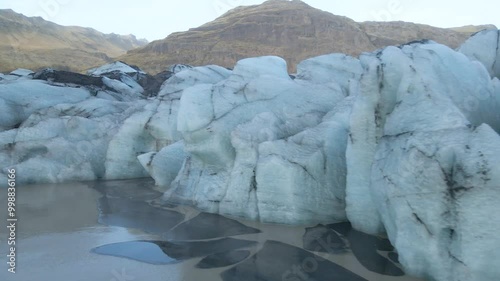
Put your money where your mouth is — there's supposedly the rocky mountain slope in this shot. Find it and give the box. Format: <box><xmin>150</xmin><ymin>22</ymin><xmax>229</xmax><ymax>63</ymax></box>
<box><xmin>120</xmin><ymin>0</ymin><xmax>496</xmax><ymax>74</ymax></box>
<box><xmin>0</xmin><ymin>9</ymin><xmax>148</xmax><ymax>73</ymax></box>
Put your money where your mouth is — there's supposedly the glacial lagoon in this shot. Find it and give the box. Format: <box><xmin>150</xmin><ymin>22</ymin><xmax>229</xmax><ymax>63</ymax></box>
<box><xmin>0</xmin><ymin>179</ymin><xmax>425</xmax><ymax>281</ymax></box>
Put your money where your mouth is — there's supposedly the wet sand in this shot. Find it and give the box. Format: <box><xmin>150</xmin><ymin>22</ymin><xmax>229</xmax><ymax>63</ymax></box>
<box><xmin>0</xmin><ymin>179</ymin><xmax>427</xmax><ymax>281</ymax></box>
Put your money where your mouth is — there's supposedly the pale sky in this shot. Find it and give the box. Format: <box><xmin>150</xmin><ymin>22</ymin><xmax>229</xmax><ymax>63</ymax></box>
<box><xmin>1</xmin><ymin>0</ymin><xmax>498</xmax><ymax>42</ymax></box>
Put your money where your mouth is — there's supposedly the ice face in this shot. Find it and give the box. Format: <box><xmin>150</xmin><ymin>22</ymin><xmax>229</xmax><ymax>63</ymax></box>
<box><xmin>0</xmin><ymin>80</ymin><xmax>91</xmax><ymax>130</ymax></box>
<box><xmin>344</xmin><ymin>38</ymin><xmax>500</xmax><ymax>280</ymax></box>
<box><xmin>459</xmin><ymin>29</ymin><xmax>500</xmax><ymax>79</ymax></box>
<box><xmin>0</xmin><ymin>63</ymin><xmax>167</xmax><ymax>185</ymax></box>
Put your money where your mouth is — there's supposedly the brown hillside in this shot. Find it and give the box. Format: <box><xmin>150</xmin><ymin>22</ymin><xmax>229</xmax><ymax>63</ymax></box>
<box><xmin>120</xmin><ymin>0</ymin><xmax>495</xmax><ymax>74</ymax></box>
<box><xmin>0</xmin><ymin>9</ymin><xmax>148</xmax><ymax>73</ymax></box>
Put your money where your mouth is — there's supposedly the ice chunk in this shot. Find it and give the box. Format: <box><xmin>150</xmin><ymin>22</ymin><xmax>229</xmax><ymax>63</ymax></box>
<box><xmin>9</xmin><ymin>68</ymin><xmax>34</xmax><ymax>77</ymax></box>
<box><xmin>87</xmin><ymin>61</ymin><xmax>145</xmax><ymax>76</ymax></box>
<box><xmin>138</xmin><ymin>142</ymin><xmax>188</xmax><ymax>188</ymax></box>
<box><xmin>104</xmin><ymin>103</ymin><xmax>158</xmax><ymax>180</ymax></box>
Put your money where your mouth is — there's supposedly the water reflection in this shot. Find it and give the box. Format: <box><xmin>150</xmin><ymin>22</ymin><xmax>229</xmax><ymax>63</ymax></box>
<box><xmin>196</xmin><ymin>250</ymin><xmax>251</xmax><ymax>269</ymax></box>
<box><xmin>328</xmin><ymin>222</ymin><xmax>404</xmax><ymax>276</ymax></box>
<box><xmin>90</xmin><ymin>179</ymin><xmax>414</xmax><ymax>280</ymax></box>
<box><xmin>97</xmin><ymin>196</ymin><xmax>184</xmax><ymax>234</ymax></box>
<box><xmin>91</xmin><ymin>178</ymin><xmax>161</xmax><ymax>201</ymax></box>
<box><xmin>221</xmin><ymin>240</ymin><xmax>369</xmax><ymax>281</ymax></box>
<box><xmin>303</xmin><ymin>224</ymin><xmax>348</xmax><ymax>254</ymax></box>
<box><xmin>164</xmin><ymin>212</ymin><xmax>261</xmax><ymax>241</ymax></box>
<box><xmin>92</xmin><ymin>238</ymin><xmax>257</xmax><ymax>265</ymax></box>
<box><xmin>0</xmin><ymin>182</ymin><xmax>101</xmax><ymax>238</ymax></box>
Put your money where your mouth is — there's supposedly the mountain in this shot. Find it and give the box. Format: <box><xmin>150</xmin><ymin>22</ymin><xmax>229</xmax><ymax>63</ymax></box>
<box><xmin>0</xmin><ymin>9</ymin><xmax>148</xmax><ymax>73</ymax></box>
<box><xmin>120</xmin><ymin>0</ymin><xmax>496</xmax><ymax>74</ymax></box>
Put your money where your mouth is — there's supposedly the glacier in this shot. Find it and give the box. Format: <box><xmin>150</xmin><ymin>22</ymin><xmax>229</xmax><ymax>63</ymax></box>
<box><xmin>1</xmin><ymin>30</ymin><xmax>500</xmax><ymax>281</ymax></box>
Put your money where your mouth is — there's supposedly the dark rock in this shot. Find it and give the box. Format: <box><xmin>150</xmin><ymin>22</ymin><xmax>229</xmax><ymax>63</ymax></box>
<box><xmin>100</xmin><ymin>69</ymin><xmax>173</xmax><ymax>97</ymax></box>
<box><xmin>196</xmin><ymin>250</ymin><xmax>251</xmax><ymax>269</ymax></box>
<box><xmin>327</xmin><ymin>222</ymin><xmax>405</xmax><ymax>276</ymax></box>
<box><xmin>221</xmin><ymin>240</ymin><xmax>368</xmax><ymax>281</ymax></box>
<box><xmin>399</xmin><ymin>39</ymin><xmax>432</xmax><ymax>48</ymax></box>
<box><xmin>97</xmin><ymin>196</ymin><xmax>184</xmax><ymax>234</ymax></box>
<box><xmin>33</xmin><ymin>68</ymin><xmax>104</xmax><ymax>87</ymax></box>
<box><xmin>153</xmin><ymin>70</ymin><xmax>174</xmax><ymax>82</ymax></box>
<box><xmin>92</xmin><ymin>238</ymin><xmax>257</xmax><ymax>265</ymax></box>
<box><xmin>33</xmin><ymin>62</ymin><xmax>167</xmax><ymax>97</ymax></box>
<box><xmin>303</xmin><ymin>224</ymin><xmax>347</xmax><ymax>254</ymax></box>
<box><xmin>164</xmin><ymin>212</ymin><xmax>261</xmax><ymax>241</ymax></box>
<box><xmin>137</xmin><ymin>71</ymin><xmax>172</xmax><ymax>97</ymax></box>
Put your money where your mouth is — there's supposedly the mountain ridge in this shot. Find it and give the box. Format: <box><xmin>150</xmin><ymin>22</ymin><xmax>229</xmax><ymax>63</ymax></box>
<box><xmin>120</xmin><ymin>0</ymin><xmax>496</xmax><ymax>74</ymax></box>
<box><xmin>0</xmin><ymin>2</ymin><xmax>496</xmax><ymax>74</ymax></box>
<box><xmin>0</xmin><ymin>9</ymin><xmax>148</xmax><ymax>73</ymax></box>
